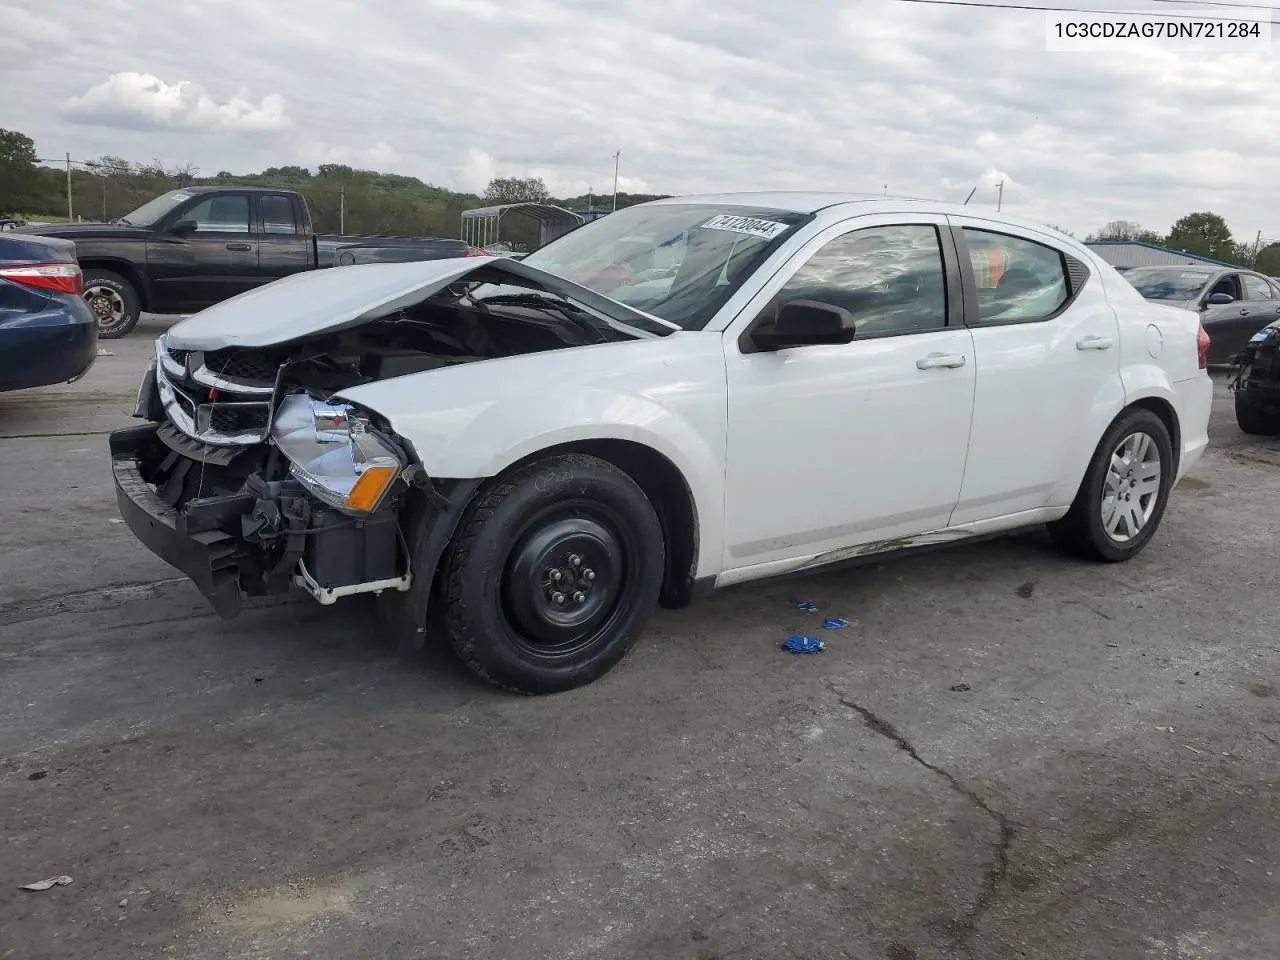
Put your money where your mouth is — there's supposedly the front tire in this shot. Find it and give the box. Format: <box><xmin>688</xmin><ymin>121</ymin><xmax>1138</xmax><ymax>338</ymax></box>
<box><xmin>82</xmin><ymin>269</ymin><xmax>140</xmax><ymax>339</ymax></box>
<box><xmin>441</xmin><ymin>453</ymin><xmax>665</xmax><ymax>694</ymax></box>
<box><xmin>1234</xmin><ymin>388</ymin><xmax>1280</xmax><ymax>436</ymax></box>
<box><xmin>1048</xmin><ymin>408</ymin><xmax>1174</xmax><ymax>562</ymax></box>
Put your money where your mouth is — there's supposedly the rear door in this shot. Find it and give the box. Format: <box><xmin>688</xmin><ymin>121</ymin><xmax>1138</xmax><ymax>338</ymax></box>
<box><xmin>945</xmin><ymin>218</ymin><xmax>1121</xmax><ymax>525</ymax></box>
<box><xmin>255</xmin><ymin>193</ymin><xmax>313</xmax><ymax>284</ymax></box>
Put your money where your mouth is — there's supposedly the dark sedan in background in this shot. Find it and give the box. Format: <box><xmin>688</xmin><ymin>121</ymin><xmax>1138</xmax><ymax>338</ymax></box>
<box><xmin>1122</xmin><ymin>264</ymin><xmax>1280</xmax><ymax>363</ymax></box>
<box><xmin>0</xmin><ymin>233</ymin><xmax>97</xmax><ymax>393</ymax></box>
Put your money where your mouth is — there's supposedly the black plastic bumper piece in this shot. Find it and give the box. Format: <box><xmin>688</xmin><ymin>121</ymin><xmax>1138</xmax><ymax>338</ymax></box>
<box><xmin>109</xmin><ymin>423</ymin><xmax>245</xmax><ymax>619</ymax></box>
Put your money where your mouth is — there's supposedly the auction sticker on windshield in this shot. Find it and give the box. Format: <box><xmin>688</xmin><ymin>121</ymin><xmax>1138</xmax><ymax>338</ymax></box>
<box><xmin>698</xmin><ymin>214</ymin><xmax>790</xmax><ymax>240</ymax></box>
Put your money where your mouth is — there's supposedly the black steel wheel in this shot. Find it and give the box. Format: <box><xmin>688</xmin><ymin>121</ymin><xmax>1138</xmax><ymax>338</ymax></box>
<box><xmin>442</xmin><ymin>453</ymin><xmax>664</xmax><ymax>693</ymax></box>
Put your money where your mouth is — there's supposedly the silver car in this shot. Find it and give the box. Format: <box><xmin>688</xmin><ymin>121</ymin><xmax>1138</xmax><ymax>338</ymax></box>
<box><xmin>1123</xmin><ymin>264</ymin><xmax>1280</xmax><ymax>362</ymax></box>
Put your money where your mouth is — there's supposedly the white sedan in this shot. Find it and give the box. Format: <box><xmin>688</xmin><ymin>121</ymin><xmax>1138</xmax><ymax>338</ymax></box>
<box><xmin>109</xmin><ymin>193</ymin><xmax>1214</xmax><ymax>693</ymax></box>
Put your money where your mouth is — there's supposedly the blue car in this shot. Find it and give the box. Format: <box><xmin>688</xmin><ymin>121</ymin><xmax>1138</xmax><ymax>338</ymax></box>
<box><xmin>0</xmin><ymin>233</ymin><xmax>98</xmax><ymax>393</ymax></box>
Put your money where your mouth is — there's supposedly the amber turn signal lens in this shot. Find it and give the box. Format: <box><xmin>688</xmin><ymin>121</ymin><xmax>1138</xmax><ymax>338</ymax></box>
<box><xmin>344</xmin><ymin>464</ymin><xmax>398</xmax><ymax>512</ymax></box>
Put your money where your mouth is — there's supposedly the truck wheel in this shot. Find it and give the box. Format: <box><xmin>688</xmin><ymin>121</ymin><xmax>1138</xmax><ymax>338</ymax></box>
<box><xmin>1234</xmin><ymin>389</ymin><xmax>1280</xmax><ymax>436</ymax></box>
<box><xmin>441</xmin><ymin>453</ymin><xmax>664</xmax><ymax>694</ymax></box>
<box><xmin>82</xmin><ymin>269</ymin><xmax>140</xmax><ymax>339</ymax></box>
<box><xmin>1047</xmin><ymin>407</ymin><xmax>1174</xmax><ymax>563</ymax></box>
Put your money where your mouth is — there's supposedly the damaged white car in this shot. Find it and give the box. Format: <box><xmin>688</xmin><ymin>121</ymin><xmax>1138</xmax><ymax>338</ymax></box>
<box><xmin>111</xmin><ymin>193</ymin><xmax>1213</xmax><ymax>693</ymax></box>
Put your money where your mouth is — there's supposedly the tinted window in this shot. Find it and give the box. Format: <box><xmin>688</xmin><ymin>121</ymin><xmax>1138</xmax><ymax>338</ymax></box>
<box><xmin>1243</xmin><ymin>274</ymin><xmax>1274</xmax><ymax>300</ymax></box>
<box><xmin>181</xmin><ymin>195</ymin><xmax>250</xmax><ymax>232</ymax></box>
<box><xmin>261</xmin><ymin>195</ymin><xmax>298</xmax><ymax>235</ymax></box>
<box><xmin>963</xmin><ymin>228</ymin><xmax>1069</xmax><ymax>323</ymax></box>
<box><xmin>771</xmin><ymin>224</ymin><xmax>948</xmax><ymax>337</ymax></box>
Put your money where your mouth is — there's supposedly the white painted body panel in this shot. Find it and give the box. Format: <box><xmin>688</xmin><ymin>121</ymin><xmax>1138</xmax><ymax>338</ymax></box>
<box><xmin>337</xmin><ymin>334</ymin><xmax>732</xmax><ymax>581</ymax></box>
<box><xmin>159</xmin><ymin>193</ymin><xmax>1215</xmax><ymax>593</ymax></box>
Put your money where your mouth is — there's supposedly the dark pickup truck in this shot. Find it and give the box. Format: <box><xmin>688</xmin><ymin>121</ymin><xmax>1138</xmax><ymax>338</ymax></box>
<box><xmin>18</xmin><ymin>186</ymin><xmax>487</xmax><ymax>338</ymax></box>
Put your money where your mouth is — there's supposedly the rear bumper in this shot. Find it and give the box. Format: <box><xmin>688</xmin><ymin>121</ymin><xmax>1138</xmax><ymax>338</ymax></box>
<box><xmin>1173</xmin><ymin>373</ymin><xmax>1213</xmax><ymax>480</ymax></box>
<box><xmin>0</xmin><ymin>300</ymin><xmax>98</xmax><ymax>393</ymax></box>
<box><xmin>109</xmin><ymin>424</ymin><xmax>247</xmax><ymax>618</ymax></box>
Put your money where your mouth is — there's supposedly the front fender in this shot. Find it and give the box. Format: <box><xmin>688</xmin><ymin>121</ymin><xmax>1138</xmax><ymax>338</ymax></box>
<box><xmin>336</xmin><ymin>336</ymin><xmax>730</xmax><ymax>579</ymax></box>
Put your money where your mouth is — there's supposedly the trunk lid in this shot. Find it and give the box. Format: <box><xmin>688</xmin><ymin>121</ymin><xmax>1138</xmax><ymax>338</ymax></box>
<box><xmin>163</xmin><ymin>256</ymin><xmax>678</xmax><ymax>352</ymax></box>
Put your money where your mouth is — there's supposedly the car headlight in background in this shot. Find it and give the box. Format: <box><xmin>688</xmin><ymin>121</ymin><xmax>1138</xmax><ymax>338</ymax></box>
<box><xmin>270</xmin><ymin>394</ymin><xmax>405</xmax><ymax>514</ymax></box>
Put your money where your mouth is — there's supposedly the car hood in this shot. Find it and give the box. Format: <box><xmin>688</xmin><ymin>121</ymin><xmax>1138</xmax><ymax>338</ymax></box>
<box><xmin>163</xmin><ymin>256</ymin><xmax>679</xmax><ymax>352</ymax></box>
<box><xmin>11</xmin><ymin>222</ymin><xmax>151</xmax><ymax>241</ymax></box>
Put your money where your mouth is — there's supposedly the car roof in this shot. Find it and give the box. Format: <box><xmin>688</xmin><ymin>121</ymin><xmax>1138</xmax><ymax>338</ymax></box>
<box><xmin>648</xmin><ymin>191</ymin><xmax>1079</xmax><ymax>236</ymax></box>
<box><xmin>176</xmin><ymin>185</ymin><xmax>293</xmax><ymax>195</ymax></box>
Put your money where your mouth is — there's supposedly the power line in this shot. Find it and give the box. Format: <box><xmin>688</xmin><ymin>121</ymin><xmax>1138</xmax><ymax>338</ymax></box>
<box><xmin>1149</xmin><ymin>0</ymin><xmax>1278</xmax><ymax>11</ymax></box>
<box><xmin>892</xmin><ymin>0</ymin><xmax>1280</xmax><ymax>23</ymax></box>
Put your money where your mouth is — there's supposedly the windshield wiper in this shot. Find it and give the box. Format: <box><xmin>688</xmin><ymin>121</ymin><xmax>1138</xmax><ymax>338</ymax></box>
<box><xmin>115</xmin><ymin>218</ymin><xmax>133</xmax><ymax>226</ymax></box>
<box><xmin>472</xmin><ymin>291</ymin><xmax>610</xmax><ymax>344</ymax></box>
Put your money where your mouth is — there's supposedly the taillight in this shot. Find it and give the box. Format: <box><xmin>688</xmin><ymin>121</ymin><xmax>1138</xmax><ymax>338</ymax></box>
<box><xmin>0</xmin><ymin>262</ymin><xmax>83</xmax><ymax>295</ymax></box>
<box><xmin>463</xmin><ymin>245</ymin><xmax>491</xmax><ymax>257</ymax></box>
<box><xmin>1197</xmin><ymin>324</ymin><xmax>1210</xmax><ymax>369</ymax></box>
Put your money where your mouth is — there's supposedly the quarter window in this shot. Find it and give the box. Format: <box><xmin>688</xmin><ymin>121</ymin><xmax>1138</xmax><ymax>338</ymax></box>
<box><xmin>261</xmin><ymin>195</ymin><xmax>298</xmax><ymax>235</ymax></box>
<box><xmin>771</xmin><ymin>224</ymin><xmax>948</xmax><ymax>338</ymax></box>
<box><xmin>963</xmin><ymin>228</ymin><xmax>1069</xmax><ymax>323</ymax></box>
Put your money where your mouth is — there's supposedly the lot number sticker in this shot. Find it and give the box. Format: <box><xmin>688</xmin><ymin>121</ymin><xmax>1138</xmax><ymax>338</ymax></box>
<box><xmin>699</xmin><ymin>214</ymin><xmax>790</xmax><ymax>240</ymax></box>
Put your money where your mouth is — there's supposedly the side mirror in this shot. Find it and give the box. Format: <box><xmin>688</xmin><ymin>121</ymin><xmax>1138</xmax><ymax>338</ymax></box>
<box><xmin>1205</xmin><ymin>292</ymin><xmax>1234</xmax><ymax>306</ymax></box>
<box><xmin>170</xmin><ymin>219</ymin><xmax>198</xmax><ymax>236</ymax></box>
<box><xmin>750</xmin><ymin>299</ymin><xmax>856</xmax><ymax>351</ymax></box>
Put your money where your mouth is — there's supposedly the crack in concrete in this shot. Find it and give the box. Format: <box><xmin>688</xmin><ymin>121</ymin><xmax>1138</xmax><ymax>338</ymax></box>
<box><xmin>828</xmin><ymin>681</ymin><xmax>1013</xmax><ymax>957</ymax></box>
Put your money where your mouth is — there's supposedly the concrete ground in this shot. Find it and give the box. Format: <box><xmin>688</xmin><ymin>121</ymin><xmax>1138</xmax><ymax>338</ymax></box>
<box><xmin>1</xmin><ymin>318</ymin><xmax>1277</xmax><ymax>960</ymax></box>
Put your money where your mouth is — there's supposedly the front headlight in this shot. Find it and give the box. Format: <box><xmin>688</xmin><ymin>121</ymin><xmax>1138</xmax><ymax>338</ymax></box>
<box><xmin>270</xmin><ymin>394</ymin><xmax>405</xmax><ymax>514</ymax></box>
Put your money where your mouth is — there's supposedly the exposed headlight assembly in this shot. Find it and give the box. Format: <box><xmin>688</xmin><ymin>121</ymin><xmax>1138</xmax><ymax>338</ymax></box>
<box><xmin>270</xmin><ymin>394</ymin><xmax>406</xmax><ymax>514</ymax></box>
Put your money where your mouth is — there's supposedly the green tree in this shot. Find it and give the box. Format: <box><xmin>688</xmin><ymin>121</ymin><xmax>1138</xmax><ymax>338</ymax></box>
<box><xmin>0</xmin><ymin>127</ymin><xmax>52</xmax><ymax>216</ymax></box>
<box><xmin>483</xmin><ymin>176</ymin><xmax>550</xmax><ymax>204</ymax></box>
<box><xmin>1253</xmin><ymin>243</ymin><xmax>1280</xmax><ymax>276</ymax></box>
<box><xmin>1166</xmin><ymin>211</ymin><xmax>1235</xmax><ymax>260</ymax></box>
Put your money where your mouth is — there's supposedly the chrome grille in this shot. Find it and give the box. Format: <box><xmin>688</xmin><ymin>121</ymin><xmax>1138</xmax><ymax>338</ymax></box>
<box><xmin>155</xmin><ymin>339</ymin><xmax>275</xmax><ymax>447</ymax></box>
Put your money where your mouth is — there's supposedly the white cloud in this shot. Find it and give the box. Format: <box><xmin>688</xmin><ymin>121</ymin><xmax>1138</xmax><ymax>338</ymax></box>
<box><xmin>61</xmin><ymin>72</ymin><xmax>292</xmax><ymax>133</ymax></box>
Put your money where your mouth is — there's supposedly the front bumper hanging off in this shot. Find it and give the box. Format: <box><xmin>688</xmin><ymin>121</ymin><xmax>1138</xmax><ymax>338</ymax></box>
<box><xmin>110</xmin><ymin>423</ymin><xmax>249</xmax><ymax>618</ymax></box>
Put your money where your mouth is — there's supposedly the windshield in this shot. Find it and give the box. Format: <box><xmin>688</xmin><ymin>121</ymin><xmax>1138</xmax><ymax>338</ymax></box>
<box><xmin>520</xmin><ymin>203</ymin><xmax>812</xmax><ymax>330</ymax></box>
<box><xmin>118</xmin><ymin>189</ymin><xmax>196</xmax><ymax>227</ymax></box>
<box><xmin>1124</xmin><ymin>267</ymin><xmax>1212</xmax><ymax>301</ymax></box>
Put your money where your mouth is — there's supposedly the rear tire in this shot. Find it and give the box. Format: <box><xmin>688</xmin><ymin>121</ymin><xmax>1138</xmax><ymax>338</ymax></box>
<box><xmin>1047</xmin><ymin>408</ymin><xmax>1174</xmax><ymax>562</ymax></box>
<box><xmin>1234</xmin><ymin>389</ymin><xmax>1280</xmax><ymax>436</ymax></box>
<box><xmin>82</xmin><ymin>269</ymin><xmax>140</xmax><ymax>339</ymax></box>
<box><xmin>441</xmin><ymin>453</ymin><xmax>664</xmax><ymax>694</ymax></box>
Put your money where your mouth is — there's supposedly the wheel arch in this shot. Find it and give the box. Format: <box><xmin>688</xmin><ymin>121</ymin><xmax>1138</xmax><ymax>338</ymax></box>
<box><xmin>495</xmin><ymin>438</ymin><xmax>703</xmax><ymax>609</ymax></box>
<box><xmin>79</xmin><ymin>258</ymin><xmax>150</xmax><ymax>311</ymax></box>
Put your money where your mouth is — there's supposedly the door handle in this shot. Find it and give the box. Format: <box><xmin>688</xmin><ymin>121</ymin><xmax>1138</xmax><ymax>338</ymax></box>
<box><xmin>1076</xmin><ymin>336</ymin><xmax>1113</xmax><ymax>351</ymax></box>
<box><xmin>226</xmin><ymin>242</ymin><xmax>252</xmax><ymax>251</ymax></box>
<box><xmin>916</xmin><ymin>352</ymin><xmax>966</xmax><ymax>369</ymax></box>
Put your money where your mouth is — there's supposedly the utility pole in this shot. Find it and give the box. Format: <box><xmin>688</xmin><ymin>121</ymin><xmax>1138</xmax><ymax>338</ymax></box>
<box><xmin>66</xmin><ymin>153</ymin><xmax>73</xmax><ymax>222</ymax></box>
<box><xmin>997</xmin><ymin>180</ymin><xmax>1004</xmax><ymax>212</ymax></box>
<box><xmin>340</xmin><ymin>185</ymin><xmax>345</xmax><ymax>234</ymax></box>
<box><xmin>612</xmin><ymin>150</ymin><xmax>620</xmax><ymax>212</ymax></box>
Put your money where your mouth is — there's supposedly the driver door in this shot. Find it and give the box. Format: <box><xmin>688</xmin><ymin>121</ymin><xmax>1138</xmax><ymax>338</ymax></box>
<box><xmin>147</xmin><ymin>192</ymin><xmax>259</xmax><ymax>311</ymax></box>
<box><xmin>720</xmin><ymin>216</ymin><xmax>976</xmax><ymax>575</ymax></box>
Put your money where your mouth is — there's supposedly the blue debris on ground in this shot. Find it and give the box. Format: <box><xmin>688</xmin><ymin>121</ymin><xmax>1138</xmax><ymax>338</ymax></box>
<box><xmin>781</xmin><ymin>635</ymin><xmax>825</xmax><ymax>655</ymax></box>
<box><xmin>821</xmin><ymin>618</ymin><xmax>850</xmax><ymax>630</ymax></box>
<box><xmin>790</xmin><ymin>600</ymin><xmax>820</xmax><ymax>613</ymax></box>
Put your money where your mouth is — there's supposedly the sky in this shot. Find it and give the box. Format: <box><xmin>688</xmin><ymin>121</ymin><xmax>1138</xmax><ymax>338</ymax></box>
<box><xmin>3</xmin><ymin>0</ymin><xmax>1279</xmax><ymax>240</ymax></box>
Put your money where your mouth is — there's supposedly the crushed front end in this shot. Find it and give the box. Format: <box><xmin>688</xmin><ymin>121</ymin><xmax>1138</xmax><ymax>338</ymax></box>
<box><xmin>110</xmin><ymin>339</ymin><xmax>415</xmax><ymax>618</ymax></box>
